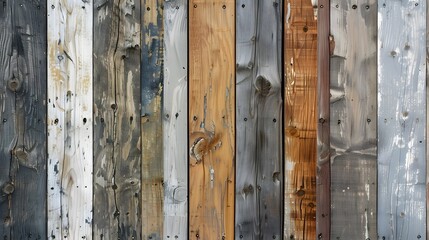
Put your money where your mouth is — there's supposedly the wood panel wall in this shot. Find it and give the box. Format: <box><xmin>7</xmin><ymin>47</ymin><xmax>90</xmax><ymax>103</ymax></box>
<box><xmin>0</xmin><ymin>1</ymin><xmax>47</xmax><ymax>239</ymax></box>
<box><xmin>330</xmin><ymin>1</ymin><xmax>377</xmax><ymax>239</ymax></box>
<box><xmin>284</xmin><ymin>0</ymin><xmax>317</xmax><ymax>239</ymax></box>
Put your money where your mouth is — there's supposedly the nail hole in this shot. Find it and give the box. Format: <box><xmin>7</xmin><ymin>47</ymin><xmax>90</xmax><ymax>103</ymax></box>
<box><xmin>241</xmin><ymin>4</ymin><xmax>245</xmax><ymax>8</ymax></box>
<box><xmin>352</xmin><ymin>4</ymin><xmax>357</xmax><ymax>9</ymax></box>
<box><xmin>222</xmin><ymin>5</ymin><xmax>226</xmax><ymax>9</ymax></box>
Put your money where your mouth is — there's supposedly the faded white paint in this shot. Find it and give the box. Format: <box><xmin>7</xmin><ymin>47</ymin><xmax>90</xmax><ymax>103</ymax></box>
<box><xmin>163</xmin><ymin>0</ymin><xmax>188</xmax><ymax>239</ymax></box>
<box><xmin>378</xmin><ymin>0</ymin><xmax>426</xmax><ymax>239</ymax></box>
<box><xmin>47</xmin><ymin>0</ymin><xmax>93</xmax><ymax>239</ymax></box>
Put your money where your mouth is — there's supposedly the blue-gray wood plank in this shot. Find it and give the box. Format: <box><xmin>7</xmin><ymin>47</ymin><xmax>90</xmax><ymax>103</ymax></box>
<box><xmin>0</xmin><ymin>1</ymin><xmax>47</xmax><ymax>239</ymax></box>
<box><xmin>378</xmin><ymin>0</ymin><xmax>427</xmax><ymax>239</ymax></box>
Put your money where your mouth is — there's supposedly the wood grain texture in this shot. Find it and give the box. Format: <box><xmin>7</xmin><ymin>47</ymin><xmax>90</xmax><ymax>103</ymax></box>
<box><xmin>235</xmin><ymin>0</ymin><xmax>283</xmax><ymax>239</ymax></box>
<box><xmin>141</xmin><ymin>0</ymin><xmax>164</xmax><ymax>239</ymax></box>
<box><xmin>93</xmin><ymin>0</ymin><xmax>141</xmax><ymax>239</ymax></box>
<box><xmin>378</xmin><ymin>0</ymin><xmax>427</xmax><ymax>239</ymax></box>
<box><xmin>164</xmin><ymin>0</ymin><xmax>188</xmax><ymax>239</ymax></box>
<box><xmin>330</xmin><ymin>1</ymin><xmax>377</xmax><ymax>239</ymax></box>
<box><xmin>0</xmin><ymin>1</ymin><xmax>47</xmax><ymax>239</ymax></box>
<box><xmin>47</xmin><ymin>0</ymin><xmax>93</xmax><ymax>239</ymax></box>
<box><xmin>316</xmin><ymin>0</ymin><xmax>330</xmax><ymax>238</ymax></box>
<box><xmin>284</xmin><ymin>0</ymin><xmax>317</xmax><ymax>239</ymax></box>
<box><xmin>189</xmin><ymin>0</ymin><xmax>235</xmax><ymax>239</ymax></box>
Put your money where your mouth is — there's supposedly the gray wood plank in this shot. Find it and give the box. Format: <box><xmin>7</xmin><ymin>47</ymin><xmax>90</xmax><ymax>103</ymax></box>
<box><xmin>163</xmin><ymin>0</ymin><xmax>188</xmax><ymax>239</ymax></box>
<box><xmin>93</xmin><ymin>0</ymin><xmax>141</xmax><ymax>238</ymax></box>
<box><xmin>0</xmin><ymin>1</ymin><xmax>47</xmax><ymax>239</ymax></box>
<box><xmin>330</xmin><ymin>1</ymin><xmax>377</xmax><ymax>239</ymax></box>
<box><xmin>378</xmin><ymin>0</ymin><xmax>426</xmax><ymax>239</ymax></box>
<box><xmin>235</xmin><ymin>0</ymin><xmax>283</xmax><ymax>239</ymax></box>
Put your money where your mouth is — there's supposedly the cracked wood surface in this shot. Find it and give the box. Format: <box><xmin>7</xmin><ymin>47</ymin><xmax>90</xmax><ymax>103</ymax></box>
<box><xmin>235</xmin><ymin>0</ymin><xmax>283</xmax><ymax>239</ymax></box>
<box><xmin>189</xmin><ymin>0</ymin><xmax>235</xmax><ymax>239</ymax></box>
<box><xmin>0</xmin><ymin>1</ymin><xmax>47</xmax><ymax>239</ymax></box>
<box><xmin>93</xmin><ymin>0</ymin><xmax>141</xmax><ymax>238</ymax></box>
<box><xmin>284</xmin><ymin>0</ymin><xmax>317</xmax><ymax>239</ymax></box>
<box><xmin>163</xmin><ymin>0</ymin><xmax>188</xmax><ymax>239</ymax></box>
<box><xmin>47</xmin><ymin>0</ymin><xmax>93</xmax><ymax>239</ymax></box>
<box><xmin>142</xmin><ymin>0</ymin><xmax>164</xmax><ymax>239</ymax></box>
<box><xmin>378</xmin><ymin>0</ymin><xmax>427</xmax><ymax>239</ymax></box>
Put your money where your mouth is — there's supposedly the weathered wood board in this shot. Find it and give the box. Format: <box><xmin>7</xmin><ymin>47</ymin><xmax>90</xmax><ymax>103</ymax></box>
<box><xmin>47</xmin><ymin>0</ymin><xmax>93</xmax><ymax>239</ymax></box>
<box><xmin>330</xmin><ymin>1</ymin><xmax>377</xmax><ymax>239</ymax></box>
<box><xmin>235</xmin><ymin>0</ymin><xmax>283</xmax><ymax>239</ymax></box>
<box><xmin>0</xmin><ymin>1</ymin><xmax>47</xmax><ymax>239</ymax></box>
<box><xmin>378</xmin><ymin>0</ymin><xmax>427</xmax><ymax>239</ymax></box>
<box><xmin>141</xmin><ymin>0</ymin><xmax>164</xmax><ymax>239</ymax></box>
<box><xmin>189</xmin><ymin>0</ymin><xmax>235</xmax><ymax>239</ymax></box>
<box><xmin>164</xmin><ymin>0</ymin><xmax>188</xmax><ymax>239</ymax></box>
<box><xmin>316</xmin><ymin>0</ymin><xmax>330</xmax><ymax>238</ymax></box>
<box><xmin>93</xmin><ymin>0</ymin><xmax>141</xmax><ymax>239</ymax></box>
<box><xmin>284</xmin><ymin>0</ymin><xmax>317</xmax><ymax>239</ymax></box>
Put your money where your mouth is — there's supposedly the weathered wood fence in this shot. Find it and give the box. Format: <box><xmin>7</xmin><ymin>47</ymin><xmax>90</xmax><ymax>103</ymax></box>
<box><xmin>0</xmin><ymin>0</ymin><xmax>427</xmax><ymax>239</ymax></box>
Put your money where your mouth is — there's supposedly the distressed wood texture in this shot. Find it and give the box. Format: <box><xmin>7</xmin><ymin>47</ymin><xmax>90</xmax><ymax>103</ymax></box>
<box><xmin>378</xmin><ymin>0</ymin><xmax>427</xmax><ymax>239</ymax></box>
<box><xmin>141</xmin><ymin>0</ymin><xmax>164</xmax><ymax>239</ymax></box>
<box><xmin>235</xmin><ymin>0</ymin><xmax>283</xmax><ymax>239</ymax></box>
<box><xmin>93</xmin><ymin>0</ymin><xmax>141</xmax><ymax>239</ymax></box>
<box><xmin>330</xmin><ymin>1</ymin><xmax>377</xmax><ymax>239</ymax></box>
<box><xmin>164</xmin><ymin>0</ymin><xmax>188</xmax><ymax>239</ymax></box>
<box><xmin>47</xmin><ymin>0</ymin><xmax>93</xmax><ymax>239</ymax></box>
<box><xmin>189</xmin><ymin>0</ymin><xmax>235</xmax><ymax>239</ymax></box>
<box><xmin>284</xmin><ymin>0</ymin><xmax>317</xmax><ymax>238</ymax></box>
<box><xmin>0</xmin><ymin>1</ymin><xmax>47</xmax><ymax>239</ymax></box>
<box><xmin>378</xmin><ymin>0</ymin><xmax>426</xmax><ymax>239</ymax></box>
<box><xmin>316</xmin><ymin>0</ymin><xmax>330</xmax><ymax>238</ymax></box>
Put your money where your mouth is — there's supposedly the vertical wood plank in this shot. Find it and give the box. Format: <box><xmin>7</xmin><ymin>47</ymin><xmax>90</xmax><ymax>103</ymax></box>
<box><xmin>189</xmin><ymin>0</ymin><xmax>235</xmax><ymax>239</ymax></box>
<box><xmin>142</xmin><ymin>0</ymin><xmax>164</xmax><ymax>239</ymax></box>
<box><xmin>284</xmin><ymin>0</ymin><xmax>317</xmax><ymax>238</ymax></box>
<box><xmin>0</xmin><ymin>1</ymin><xmax>47</xmax><ymax>239</ymax></box>
<box><xmin>164</xmin><ymin>0</ymin><xmax>188</xmax><ymax>239</ymax></box>
<box><xmin>378</xmin><ymin>0</ymin><xmax>427</xmax><ymax>239</ymax></box>
<box><xmin>235</xmin><ymin>0</ymin><xmax>283</xmax><ymax>239</ymax></box>
<box><xmin>93</xmin><ymin>0</ymin><xmax>141</xmax><ymax>239</ymax></box>
<box><xmin>316</xmin><ymin>0</ymin><xmax>330</xmax><ymax>238</ymax></box>
<box><xmin>47</xmin><ymin>0</ymin><xmax>93</xmax><ymax>239</ymax></box>
<box><xmin>330</xmin><ymin>1</ymin><xmax>377</xmax><ymax>239</ymax></box>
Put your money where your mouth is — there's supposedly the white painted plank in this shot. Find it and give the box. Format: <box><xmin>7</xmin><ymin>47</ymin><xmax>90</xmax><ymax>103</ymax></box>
<box><xmin>47</xmin><ymin>0</ymin><xmax>93</xmax><ymax>239</ymax></box>
<box><xmin>378</xmin><ymin>0</ymin><xmax>426</xmax><ymax>239</ymax></box>
<box><xmin>163</xmin><ymin>0</ymin><xmax>188</xmax><ymax>239</ymax></box>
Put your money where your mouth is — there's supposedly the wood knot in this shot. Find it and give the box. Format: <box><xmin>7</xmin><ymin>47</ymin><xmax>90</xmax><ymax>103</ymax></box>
<box><xmin>14</xmin><ymin>148</ymin><xmax>28</xmax><ymax>162</ymax></box>
<box><xmin>2</xmin><ymin>182</ymin><xmax>15</xmax><ymax>194</ymax></box>
<box><xmin>255</xmin><ymin>76</ymin><xmax>272</xmax><ymax>97</ymax></box>
<box><xmin>190</xmin><ymin>133</ymin><xmax>222</xmax><ymax>164</ymax></box>
<box><xmin>7</xmin><ymin>77</ymin><xmax>22</xmax><ymax>92</ymax></box>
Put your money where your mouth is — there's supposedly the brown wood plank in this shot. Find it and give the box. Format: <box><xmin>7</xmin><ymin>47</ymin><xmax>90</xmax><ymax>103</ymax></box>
<box><xmin>316</xmin><ymin>0</ymin><xmax>330</xmax><ymax>238</ymax></box>
<box><xmin>93</xmin><ymin>0</ymin><xmax>141</xmax><ymax>238</ymax></box>
<box><xmin>189</xmin><ymin>0</ymin><xmax>235</xmax><ymax>239</ymax></box>
<box><xmin>284</xmin><ymin>0</ymin><xmax>317</xmax><ymax>239</ymax></box>
<box><xmin>141</xmin><ymin>0</ymin><xmax>164</xmax><ymax>239</ymax></box>
<box><xmin>0</xmin><ymin>1</ymin><xmax>47</xmax><ymax>238</ymax></box>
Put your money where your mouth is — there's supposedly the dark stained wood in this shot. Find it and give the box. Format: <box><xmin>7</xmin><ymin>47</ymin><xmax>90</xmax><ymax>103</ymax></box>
<box><xmin>0</xmin><ymin>1</ymin><xmax>47</xmax><ymax>239</ymax></box>
<box><xmin>284</xmin><ymin>0</ymin><xmax>317</xmax><ymax>238</ymax></box>
<box><xmin>330</xmin><ymin>1</ymin><xmax>377</xmax><ymax>239</ymax></box>
<box><xmin>235</xmin><ymin>0</ymin><xmax>283</xmax><ymax>239</ymax></box>
<box><xmin>141</xmin><ymin>0</ymin><xmax>164</xmax><ymax>239</ymax></box>
<box><xmin>93</xmin><ymin>0</ymin><xmax>141</xmax><ymax>238</ymax></box>
<box><xmin>316</xmin><ymin>0</ymin><xmax>330</xmax><ymax>238</ymax></box>
<box><xmin>189</xmin><ymin>0</ymin><xmax>235</xmax><ymax>238</ymax></box>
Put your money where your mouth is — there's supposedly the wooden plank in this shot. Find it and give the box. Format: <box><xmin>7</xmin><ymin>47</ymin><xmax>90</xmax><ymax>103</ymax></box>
<box><xmin>189</xmin><ymin>0</ymin><xmax>235</xmax><ymax>239</ymax></box>
<box><xmin>0</xmin><ymin>1</ymin><xmax>47</xmax><ymax>239</ymax></box>
<box><xmin>142</xmin><ymin>0</ymin><xmax>164</xmax><ymax>239</ymax></box>
<box><xmin>329</xmin><ymin>1</ymin><xmax>377</xmax><ymax>239</ymax></box>
<box><xmin>47</xmin><ymin>0</ymin><xmax>93</xmax><ymax>239</ymax></box>
<box><xmin>316</xmin><ymin>0</ymin><xmax>330</xmax><ymax>238</ymax></box>
<box><xmin>164</xmin><ymin>0</ymin><xmax>188</xmax><ymax>239</ymax></box>
<box><xmin>235</xmin><ymin>0</ymin><xmax>283</xmax><ymax>239</ymax></box>
<box><xmin>378</xmin><ymin>0</ymin><xmax>427</xmax><ymax>239</ymax></box>
<box><xmin>284</xmin><ymin>0</ymin><xmax>317</xmax><ymax>238</ymax></box>
<box><xmin>93</xmin><ymin>0</ymin><xmax>141</xmax><ymax>239</ymax></box>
